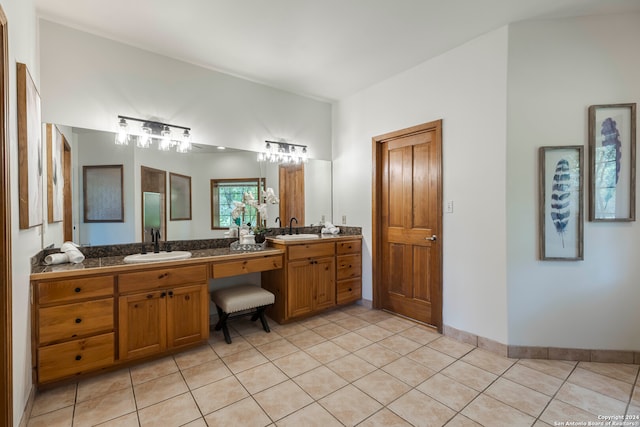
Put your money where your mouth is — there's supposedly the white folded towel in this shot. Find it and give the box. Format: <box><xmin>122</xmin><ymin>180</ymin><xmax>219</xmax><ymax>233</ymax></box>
<box><xmin>321</xmin><ymin>221</ymin><xmax>340</xmax><ymax>235</ymax></box>
<box><xmin>44</xmin><ymin>253</ymin><xmax>70</xmax><ymax>265</ymax></box>
<box><xmin>60</xmin><ymin>241</ymin><xmax>85</xmax><ymax>264</ymax></box>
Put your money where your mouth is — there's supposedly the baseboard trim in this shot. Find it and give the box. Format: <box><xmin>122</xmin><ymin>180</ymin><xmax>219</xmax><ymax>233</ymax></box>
<box><xmin>18</xmin><ymin>386</ymin><xmax>35</xmax><ymax>427</ymax></box>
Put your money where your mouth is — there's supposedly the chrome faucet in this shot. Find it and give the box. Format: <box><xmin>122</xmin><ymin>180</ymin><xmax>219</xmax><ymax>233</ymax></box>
<box><xmin>289</xmin><ymin>217</ymin><xmax>298</xmax><ymax>235</ymax></box>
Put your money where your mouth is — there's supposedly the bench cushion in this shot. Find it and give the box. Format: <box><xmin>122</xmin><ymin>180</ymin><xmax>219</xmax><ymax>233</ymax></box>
<box><xmin>211</xmin><ymin>285</ymin><xmax>274</xmax><ymax>314</ymax></box>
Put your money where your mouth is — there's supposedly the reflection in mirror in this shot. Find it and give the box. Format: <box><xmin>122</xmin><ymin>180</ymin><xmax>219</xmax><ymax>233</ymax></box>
<box><xmin>141</xmin><ymin>166</ymin><xmax>166</xmax><ymax>243</ymax></box>
<box><xmin>43</xmin><ymin>126</ymin><xmax>332</xmax><ymax>248</ymax></box>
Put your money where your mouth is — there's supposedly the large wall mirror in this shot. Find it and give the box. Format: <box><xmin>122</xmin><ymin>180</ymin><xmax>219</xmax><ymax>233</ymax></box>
<box><xmin>42</xmin><ymin>125</ymin><xmax>332</xmax><ymax>248</ymax></box>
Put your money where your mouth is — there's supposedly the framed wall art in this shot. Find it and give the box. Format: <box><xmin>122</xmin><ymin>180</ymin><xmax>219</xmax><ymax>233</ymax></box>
<box><xmin>169</xmin><ymin>172</ymin><xmax>192</xmax><ymax>221</ymax></box>
<box><xmin>588</xmin><ymin>103</ymin><xmax>636</xmax><ymax>221</ymax></box>
<box><xmin>539</xmin><ymin>146</ymin><xmax>584</xmax><ymax>261</ymax></box>
<box><xmin>46</xmin><ymin>124</ymin><xmax>64</xmax><ymax>223</ymax></box>
<box><xmin>17</xmin><ymin>62</ymin><xmax>43</xmax><ymax>229</ymax></box>
<box><xmin>83</xmin><ymin>165</ymin><xmax>124</xmax><ymax>222</ymax></box>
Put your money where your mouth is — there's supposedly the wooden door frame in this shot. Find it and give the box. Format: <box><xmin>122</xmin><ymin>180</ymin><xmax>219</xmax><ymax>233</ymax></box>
<box><xmin>0</xmin><ymin>5</ymin><xmax>12</xmax><ymax>426</ymax></box>
<box><xmin>371</xmin><ymin>120</ymin><xmax>443</xmax><ymax>332</ymax></box>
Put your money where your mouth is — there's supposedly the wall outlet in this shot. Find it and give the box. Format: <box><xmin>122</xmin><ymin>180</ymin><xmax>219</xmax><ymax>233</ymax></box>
<box><xmin>446</xmin><ymin>200</ymin><xmax>454</xmax><ymax>213</ymax></box>
<box><xmin>342</xmin><ymin>214</ymin><xmax>347</xmax><ymax>225</ymax></box>
<box><xmin>321</xmin><ymin>215</ymin><xmax>325</xmax><ymax>223</ymax></box>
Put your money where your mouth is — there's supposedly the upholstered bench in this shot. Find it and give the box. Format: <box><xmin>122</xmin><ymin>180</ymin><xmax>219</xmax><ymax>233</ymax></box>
<box><xmin>210</xmin><ymin>284</ymin><xmax>275</xmax><ymax>344</ymax></box>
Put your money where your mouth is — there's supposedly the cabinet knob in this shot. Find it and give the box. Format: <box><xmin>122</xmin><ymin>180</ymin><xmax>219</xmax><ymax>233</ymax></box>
<box><xmin>75</xmin><ymin>355</ymin><xmax>82</xmax><ymax>361</ymax></box>
<box><xmin>168</xmin><ymin>291</ymin><xmax>174</xmax><ymax>298</ymax></box>
<box><xmin>75</xmin><ymin>318</ymin><xmax>82</xmax><ymax>324</ymax></box>
<box><xmin>74</xmin><ymin>287</ymin><xmax>81</xmax><ymax>293</ymax></box>
<box><xmin>147</xmin><ymin>294</ymin><xmax>153</xmax><ymax>299</ymax></box>
<box><xmin>160</xmin><ymin>292</ymin><xmax>167</xmax><ymax>298</ymax></box>
<box><xmin>185</xmin><ymin>295</ymin><xmax>190</xmax><ymax>301</ymax></box>
<box><xmin>348</xmin><ymin>288</ymin><xmax>352</xmax><ymax>292</ymax></box>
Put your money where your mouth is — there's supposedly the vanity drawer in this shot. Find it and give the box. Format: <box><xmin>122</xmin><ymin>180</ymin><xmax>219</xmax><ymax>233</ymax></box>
<box><xmin>39</xmin><ymin>298</ymin><xmax>114</xmax><ymax>344</ymax></box>
<box><xmin>336</xmin><ymin>254</ymin><xmax>361</xmax><ymax>280</ymax></box>
<box><xmin>288</xmin><ymin>242</ymin><xmax>335</xmax><ymax>261</ymax></box>
<box><xmin>37</xmin><ymin>276</ymin><xmax>114</xmax><ymax>305</ymax></box>
<box><xmin>38</xmin><ymin>332</ymin><xmax>115</xmax><ymax>383</ymax></box>
<box><xmin>337</xmin><ymin>278</ymin><xmax>362</xmax><ymax>304</ymax></box>
<box><xmin>336</xmin><ymin>240</ymin><xmax>361</xmax><ymax>255</ymax></box>
<box><xmin>212</xmin><ymin>255</ymin><xmax>283</xmax><ymax>278</ymax></box>
<box><xmin>118</xmin><ymin>264</ymin><xmax>208</xmax><ymax>294</ymax></box>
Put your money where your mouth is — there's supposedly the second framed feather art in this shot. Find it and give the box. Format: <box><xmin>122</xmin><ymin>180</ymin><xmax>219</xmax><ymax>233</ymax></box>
<box><xmin>539</xmin><ymin>146</ymin><xmax>584</xmax><ymax>261</ymax></box>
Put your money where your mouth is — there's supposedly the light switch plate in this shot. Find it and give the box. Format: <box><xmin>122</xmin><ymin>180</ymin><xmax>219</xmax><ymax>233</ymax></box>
<box><xmin>446</xmin><ymin>200</ymin><xmax>454</xmax><ymax>213</ymax></box>
<box><xmin>342</xmin><ymin>215</ymin><xmax>347</xmax><ymax>225</ymax></box>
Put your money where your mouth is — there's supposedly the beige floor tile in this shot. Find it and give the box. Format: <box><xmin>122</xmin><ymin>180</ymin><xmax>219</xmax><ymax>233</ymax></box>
<box><xmin>236</xmin><ymin>362</ymin><xmax>288</xmax><ymax>394</ymax></box>
<box><xmin>567</xmin><ymin>367</ymin><xmax>633</xmax><ymax>401</ymax></box>
<box><xmin>518</xmin><ymin>358</ymin><xmax>576</xmax><ymax>380</ymax></box>
<box><xmin>354</xmin><ymin>343</ymin><xmax>402</xmax><ymax>367</ymax></box>
<box><xmin>484</xmin><ymin>377</ymin><xmax>551</xmax><ymax>417</ymax></box>
<box><xmin>331</xmin><ymin>331</ymin><xmax>374</xmax><ymax>352</ymax></box>
<box><xmin>181</xmin><ymin>358</ymin><xmax>233</xmax><ymax>390</ymax></box>
<box><xmin>440</xmin><ymin>360</ymin><xmax>497</xmax><ymax>391</ymax></box>
<box><xmin>211</xmin><ymin>335</ymin><xmax>253</xmax><ymax>358</ymax></box>
<box><xmin>388</xmin><ymin>389</ymin><xmax>456</xmax><ymax>427</ymax></box>
<box><xmin>358</xmin><ymin>408</ymin><xmax>412</xmax><ymax>427</ymax></box>
<box><xmin>533</xmin><ymin>421</ymin><xmax>554</xmax><ymax>427</ymax></box>
<box><xmin>502</xmin><ymin>363</ymin><xmax>564</xmax><ymax>396</ymax></box>
<box><xmin>462</xmin><ymin>394</ymin><xmax>535</xmax><ymax>427</ymax></box>
<box><xmin>299</xmin><ymin>316</ymin><xmax>331</xmax><ymax>329</ymax></box>
<box><xmin>286</xmin><ymin>330</ymin><xmax>326</xmax><ymax>348</ymax></box>
<box><xmin>628</xmin><ymin>405</ymin><xmax>640</xmax><ymax>415</ymax></box>
<box><xmin>269</xmin><ymin>322</ymin><xmax>308</xmax><ymax>337</ymax></box>
<box><xmin>182</xmin><ymin>418</ymin><xmax>207</xmax><ymax>427</ymax></box>
<box><xmin>326</xmin><ymin>354</ymin><xmax>377</xmax><ymax>382</ymax></box>
<box><xmin>340</xmin><ymin>304</ymin><xmax>372</xmax><ymax>316</ymax></box>
<box><xmin>173</xmin><ymin>343</ymin><xmax>218</xmax><ymax>370</ymax></box>
<box><xmin>222</xmin><ymin>347</ymin><xmax>269</xmax><ymax>373</ymax></box>
<box><xmin>244</xmin><ymin>330</ymin><xmax>283</xmax><ymax>346</ymax></box>
<box><xmin>377</xmin><ymin>334</ymin><xmax>422</xmax><ymax>355</ymax></box>
<box><xmin>428</xmin><ymin>336</ymin><xmax>475</xmax><ymax>358</ymax></box>
<box><xmin>130</xmin><ymin>356</ymin><xmax>178</xmax><ymax>385</ymax></box>
<box><xmin>406</xmin><ymin>346</ymin><xmax>456</xmax><ymax>371</ymax></box>
<box><xmin>416</xmin><ymin>373</ymin><xmax>479</xmax><ymax>411</ymax></box>
<box><xmin>27</xmin><ymin>405</ymin><xmax>73</xmax><ymax>427</ymax></box>
<box><xmin>355</xmin><ymin>324</ymin><xmax>395</xmax><ymax>342</ymax></box>
<box><xmin>30</xmin><ymin>383</ymin><xmax>76</xmax><ymax>417</ymax></box>
<box><xmin>277</xmin><ymin>402</ymin><xmax>342</xmax><ymax>427</ymax></box>
<box><xmin>254</xmin><ymin>380</ymin><xmax>314</xmax><ymax>421</ymax></box>
<box><xmin>333</xmin><ymin>315</ymin><xmax>370</xmax><ymax>331</ymax></box>
<box><xmin>230</xmin><ymin>317</ymin><xmax>269</xmax><ymax>336</ymax></box>
<box><xmin>95</xmin><ymin>412</ymin><xmax>139</xmax><ymax>427</ymax></box>
<box><xmin>77</xmin><ymin>369</ymin><xmax>131</xmax><ymax>403</ymax></box>
<box><xmin>320</xmin><ymin>309</ymin><xmax>351</xmax><ymax>322</ymax></box>
<box><xmin>256</xmin><ymin>338</ymin><xmax>299</xmax><ymax>360</ymax></box>
<box><xmin>133</xmin><ymin>371</ymin><xmax>188</xmax><ymax>408</ymax></box>
<box><xmin>556</xmin><ymin>382</ymin><xmax>627</xmax><ymax>416</ymax></box>
<box><xmin>578</xmin><ymin>361</ymin><xmax>639</xmax><ymax>384</ymax></box>
<box><xmin>353</xmin><ymin>370</ymin><xmax>411</xmax><ymax>405</ymax></box>
<box><xmin>319</xmin><ymin>384</ymin><xmax>382</xmax><ymax>426</ymax></box>
<box><xmin>382</xmin><ymin>356</ymin><xmax>436</xmax><ymax>386</ymax></box>
<box><xmin>312</xmin><ymin>322</ymin><xmax>349</xmax><ymax>339</ymax></box>
<box><xmin>461</xmin><ymin>348</ymin><xmax>516</xmax><ymax>375</ymax></box>
<box><xmin>138</xmin><ymin>392</ymin><xmax>200</xmax><ymax>426</ymax></box>
<box><xmin>539</xmin><ymin>399</ymin><xmax>601</xmax><ymax>425</ymax></box>
<box><xmin>399</xmin><ymin>325</ymin><xmax>441</xmax><ymax>345</ymax></box>
<box><xmin>72</xmin><ymin>387</ymin><xmax>136</xmax><ymax>427</ymax></box>
<box><xmin>354</xmin><ymin>309</ymin><xmax>393</xmax><ymax>323</ymax></box>
<box><xmin>192</xmin><ymin>375</ymin><xmax>249</xmax><ymax>415</ymax></box>
<box><xmin>293</xmin><ymin>366</ymin><xmax>348</xmax><ymax>399</ymax></box>
<box><xmin>375</xmin><ymin>316</ymin><xmax>415</xmax><ymax>333</ymax></box>
<box><xmin>204</xmin><ymin>397</ymin><xmax>271</xmax><ymax>427</ymax></box>
<box><xmin>633</xmin><ymin>385</ymin><xmax>640</xmax><ymax>406</ymax></box>
<box><xmin>444</xmin><ymin>414</ymin><xmax>483</xmax><ymax>427</ymax></box>
<box><xmin>305</xmin><ymin>340</ymin><xmax>349</xmax><ymax>364</ymax></box>
<box><xmin>273</xmin><ymin>350</ymin><xmax>322</xmax><ymax>377</ymax></box>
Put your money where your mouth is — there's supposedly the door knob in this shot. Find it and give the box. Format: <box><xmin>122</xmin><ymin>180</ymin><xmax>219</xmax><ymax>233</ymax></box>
<box><xmin>426</xmin><ymin>235</ymin><xmax>437</xmax><ymax>241</ymax></box>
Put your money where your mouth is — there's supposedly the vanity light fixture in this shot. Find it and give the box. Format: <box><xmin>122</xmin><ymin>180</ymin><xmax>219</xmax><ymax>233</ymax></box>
<box><xmin>114</xmin><ymin>115</ymin><xmax>192</xmax><ymax>153</ymax></box>
<box><xmin>258</xmin><ymin>140</ymin><xmax>308</xmax><ymax>164</ymax></box>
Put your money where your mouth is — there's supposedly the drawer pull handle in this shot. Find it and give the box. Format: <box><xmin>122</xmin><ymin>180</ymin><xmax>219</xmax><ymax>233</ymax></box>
<box><xmin>158</xmin><ymin>273</ymin><xmax>169</xmax><ymax>279</ymax></box>
<box><xmin>348</xmin><ymin>288</ymin><xmax>352</xmax><ymax>292</ymax></box>
<box><xmin>75</xmin><ymin>355</ymin><xmax>82</xmax><ymax>361</ymax></box>
<box><xmin>184</xmin><ymin>295</ymin><xmax>190</xmax><ymax>301</ymax></box>
<box><xmin>75</xmin><ymin>318</ymin><xmax>82</xmax><ymax>324</ymax></box>
<box><xmin>74</xmin><ymin>287</ymin><xmax>81</xmax><ymax>293</ymax></box>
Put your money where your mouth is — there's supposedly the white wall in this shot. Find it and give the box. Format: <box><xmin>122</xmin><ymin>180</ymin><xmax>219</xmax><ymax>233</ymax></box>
<box><xmin>333</xmin><ymin>27</ymin><xmax>510</xmax><ymax>343</ymax></box>
<box><xmin>38</xmin><ymin>20</ymin><xmax>332</xmax><ymax>160</ymax></box>
<box><xmin>3</xmin><ymin>0</ymin><xmax>40</xmax><ymax>424</ymax></box>
<box><xmin>506</xmin><ymin>14</ymin><xmax>640</xmax><ymax>350</ymax></box>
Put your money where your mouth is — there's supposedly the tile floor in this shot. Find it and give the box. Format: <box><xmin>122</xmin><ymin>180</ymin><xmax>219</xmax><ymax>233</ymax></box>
<box><xmin>27</xmin><ymin>305</ymin><xmax>640</xmax><ymax>426</ymax></box>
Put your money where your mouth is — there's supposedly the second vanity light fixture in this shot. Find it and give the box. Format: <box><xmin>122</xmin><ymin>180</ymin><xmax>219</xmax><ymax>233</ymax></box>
<box><xmin>257</xmin><ymin>140</ymin><xmax>308</xmax><ymax>164</ymax></box>
<box><xmin>114</xmin><ymin>115</ymin><xmax>192</xmax><ymax>153</ymax></box>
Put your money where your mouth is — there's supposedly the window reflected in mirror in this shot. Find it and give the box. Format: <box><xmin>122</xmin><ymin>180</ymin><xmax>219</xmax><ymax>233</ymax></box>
<box><xmin>211</xmin><ymin>178</ymin><xmax>265</xmax><ymax>229</ymax></box>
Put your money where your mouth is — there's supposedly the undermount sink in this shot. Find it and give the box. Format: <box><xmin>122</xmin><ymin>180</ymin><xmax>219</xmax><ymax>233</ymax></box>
<box><xmin>123</xmin><ymin>250</ymin><xmax>192</xmax><ymax>264</ymax></box>
<box><xmin>275</xmin><ymin>234</ymin><xmax>320</xmax><ymax>240</ymax></box>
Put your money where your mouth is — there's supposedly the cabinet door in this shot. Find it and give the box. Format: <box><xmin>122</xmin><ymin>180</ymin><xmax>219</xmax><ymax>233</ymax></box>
<box><xmin>118</xmin><ymin>290</ymin><xmax>167</xmax><ymax>360</ymax></box>
<box><xmin>314</xmin><ymin>257</ymin><xmax>336</xmax><ymax>311</ymax></box>
<box><xmin>166</xmin><ymin>284</ymin><xmax>209</xmax><ymax>348</ymax></box>
<box><xmin>287</xmin><ymin>260</ymin><xmax>314</xmax><ymax>318</ymax></box>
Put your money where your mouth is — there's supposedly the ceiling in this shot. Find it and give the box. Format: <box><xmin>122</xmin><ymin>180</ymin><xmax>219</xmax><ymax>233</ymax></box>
<box><xmin>35</xmin><ymin>0</ymin><xmax>640</xmax><ymax>102</ymax></box>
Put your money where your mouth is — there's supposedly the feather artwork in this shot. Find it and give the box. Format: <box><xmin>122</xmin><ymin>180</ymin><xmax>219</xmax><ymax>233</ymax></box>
<box><xmin>601</xmin><ymin>117</ymin><xmax>622</xmax><ymax>184</ymax></box>
<box><xmin>599</xmin><ymin>117</ymin><xmax>622</xmax><ymax>210</ymax></box>
<box><xmin>550</xmin><ymin>159</ymin><xmax>571</xmax><ymax>248</ymax></box>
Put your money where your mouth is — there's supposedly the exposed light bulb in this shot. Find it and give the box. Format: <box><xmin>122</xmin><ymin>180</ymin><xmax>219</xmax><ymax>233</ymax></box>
<box><xmin>138</xmin><ymin>124</ymin><xmax>152</xmax><ymax>148</ymax></box>
<box><xmin>115</xmin><ymin>118</ymin><xmax>129</xmax><ymax>145</ymax></box>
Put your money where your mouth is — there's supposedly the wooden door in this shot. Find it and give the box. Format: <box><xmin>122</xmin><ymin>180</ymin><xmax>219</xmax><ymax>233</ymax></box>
<box><xmin>166</xmin><ymin>284</ymin><xmax>209</xmax><ymax>348</ymax></box>
<box><xmin>62</xmin><ymin>138</ymin><xmax>72</xmax><ymax>241</ymax></box>
<box><xmin>279</xmin><ymin>164</ymin><xmax>305</xmax><ymax>225</ymax></box>
<box><xmin>287</xmin><ymin>260</ymin><xmax>314</xmax><ymax>318</ymax></box>
<box><xmin>313</xmin><ymin>257</ymin><xmax>335</xmax><ymax>311</ymax></box>
<box><xmin>118</xmin><ymin>290</ymin><xmax>167</xmax><ymax>360</ymax></box>
<box><xmin>373</xmin><ymin>120</ymin><xmax>442</xmax><ymax>329</ymax></box>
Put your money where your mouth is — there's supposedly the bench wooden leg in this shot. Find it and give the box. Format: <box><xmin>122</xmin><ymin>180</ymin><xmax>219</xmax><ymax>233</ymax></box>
<box><xmin>214</xmin><ymin>305</ymin><xmax>232</xmax><ymax>344</ymax></box>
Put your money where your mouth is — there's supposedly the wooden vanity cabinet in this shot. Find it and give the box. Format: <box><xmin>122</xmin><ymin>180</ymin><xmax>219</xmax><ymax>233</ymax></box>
<box><xmin>336</xmin><ymin>240</ymin><xmax>362</xmax><ymax>304</ymax></box>
<box><xmin>118</xmin><ymin>264</ymin><xmax>209</xmax><ymax>361</ymax></box>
